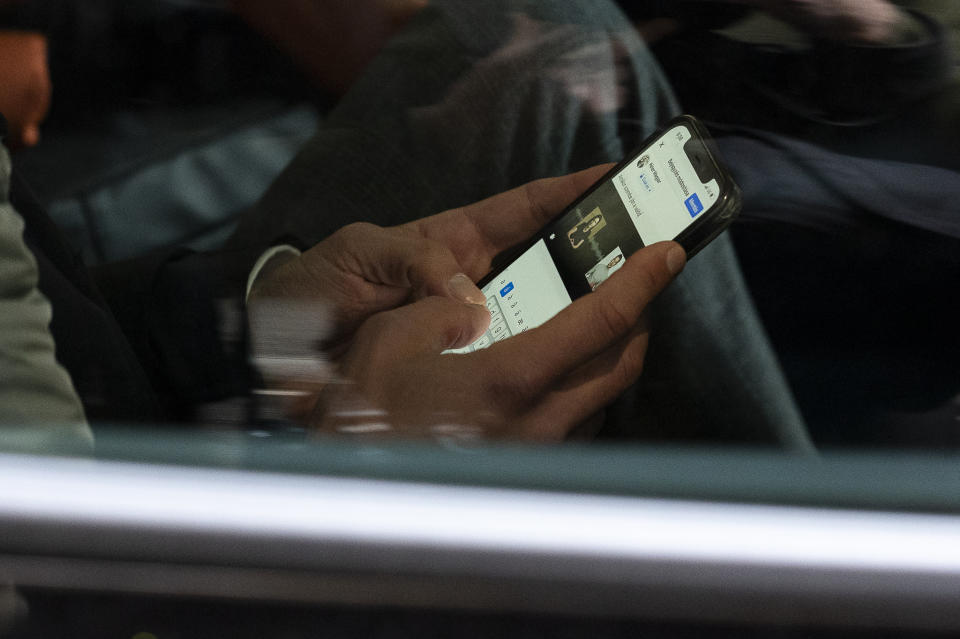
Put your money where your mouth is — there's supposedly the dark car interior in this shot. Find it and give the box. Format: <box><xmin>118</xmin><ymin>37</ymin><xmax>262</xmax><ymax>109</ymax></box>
<box><xmin>1</xmin><ymin>0</ymin><xmax>959</xmax><ymax>636</ymax></box>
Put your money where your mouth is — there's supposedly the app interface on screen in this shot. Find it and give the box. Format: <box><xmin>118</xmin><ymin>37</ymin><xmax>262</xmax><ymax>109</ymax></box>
<box><xmin>446</xmin><ymin>240</ymin><xmax>571</xmax><ymax>354</ymax></box>
<box><xmin>449</xmin><ymin>125</ymin><xmax>718</xmax><ymax>354</ymax></box>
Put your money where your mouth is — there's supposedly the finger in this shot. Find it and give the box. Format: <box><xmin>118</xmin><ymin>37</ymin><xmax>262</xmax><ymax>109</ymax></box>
<box><xmin>411</xmin><ymin>165</ymin><xmax>613</xmax><ymax>277</ymax></box>
<box><xmin>356</xmin><ymin>296</ymin><xmax>492</xmax><ymax>360</ymax></box>
<box><xmin>498</xmin><ymin>241</ymin><xmax>685</xmax><ymax>400</ymax></box>
<box><xmin>522</xmin><ymin>321</ymin><xmax>650</xmax><ymax>440</ymax></box>
<box><xmin>323</xmin><ymin>222</ymin><xmax>486</xmax><ymax>304</ymax></box>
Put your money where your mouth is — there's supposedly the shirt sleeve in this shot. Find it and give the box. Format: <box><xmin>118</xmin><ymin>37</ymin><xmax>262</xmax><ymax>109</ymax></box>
<box><xmin>0</xmin><ymin>144</ymin><xmax>92</xmax><ymax>453</ymax></box>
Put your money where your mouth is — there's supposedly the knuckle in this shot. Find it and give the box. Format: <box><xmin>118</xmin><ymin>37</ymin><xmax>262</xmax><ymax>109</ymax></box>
<box><xmin>593</xmin><ymin>297</ymin><xmax>635</xmax><ymax>340</ymax></box>
<box><xmin>521</xmin><ymin>180</ymin><xmax>554</xmax><ymax>226</ymax></box>
<box><xmin>325</xmin><ymin>224</ymin><xmax>367</xmax><ymax>256</ymax></box>
<box><xmin>413</xmin><ymin>237</ymin><xmax>449</xmax><ymax>264</ymax></box>
<box><xmin>357</xmin><ymin>309</ymin><xmax>393</xmax><ymax>337</ymax></box>
<box><xmin>480</xmin><ymin>354</ymin><xmax>543</xmax><ymax>410</ymax></box>
<box><xmin>421</xmin><ymin>297</ymin><xmax>480</xmax><ymax>348</ymax></box>
<box><xmin>510</xmin><ymin>366</ymin><xmax>544</xmax><ymax>404</ymax></box>
<box><xmin>336</xmin><ymin>222</ymin><xmax>381</xmax><ymax>244</ymax></box>
<box><xmin>408</xmin><ymin>240</ymin><xmax>459</xmax><ymax>288</ymax></box>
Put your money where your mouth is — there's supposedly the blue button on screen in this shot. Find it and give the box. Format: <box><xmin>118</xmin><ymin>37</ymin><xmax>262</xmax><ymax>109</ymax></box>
<box><xmin>500</xmin><ymin>283</ymin><xmax>515</xmax><ymax>297</ymax></box>
<box><xmin>685</xmin><ymin>193</ymin><xmax>704</xmax><ymax>218</ymax></box>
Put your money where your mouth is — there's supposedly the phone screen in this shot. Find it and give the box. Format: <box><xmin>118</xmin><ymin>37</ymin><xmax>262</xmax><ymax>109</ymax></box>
<box><xmin>448</xmin><ymin>121</ymin><xmax>724</xmax><ymax>354</ymax></box>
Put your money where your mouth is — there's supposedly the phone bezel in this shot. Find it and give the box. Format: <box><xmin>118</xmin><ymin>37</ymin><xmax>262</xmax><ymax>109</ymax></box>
<box><xmin>479</xmin><ymin>114</ymin><xmax>741</xmax><ymax>291</ymax></box>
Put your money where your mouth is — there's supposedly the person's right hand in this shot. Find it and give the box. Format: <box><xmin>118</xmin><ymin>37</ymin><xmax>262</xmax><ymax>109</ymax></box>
<box><xmin>249</xmin><ymin>166</ymin><xmax>615</xmax><ymax>361</ymax></box>
<box><xmin>249</xmin><ymin>165</ymin><xmax>686</xmax><ymax>439</ymax></box>
<box><xmin>317</xmin><ymin>240</ymin><xmax>685</xmax><ymax>441</ymax></box>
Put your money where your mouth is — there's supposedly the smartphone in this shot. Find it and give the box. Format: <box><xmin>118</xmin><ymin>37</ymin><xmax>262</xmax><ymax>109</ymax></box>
<box><xmin>449</xmin><ymin>115</ymin><xmax>741</xmax><ymax>354</ymax></box>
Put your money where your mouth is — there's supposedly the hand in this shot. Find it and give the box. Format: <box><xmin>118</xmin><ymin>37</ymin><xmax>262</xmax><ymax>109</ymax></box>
<box><xmin>249</xmin><ymin>167</ymin><xmax>686</xmax><ymax>439</ymax></box>
<box><xmin>249</xmin><ymin>165</ymin><xmax>613</xmax><ymax>352</ymax></box>
<box><xmin>324</xmin><ymin>240</ymin><xmax>685</xmax><ymax>441</ymax></box>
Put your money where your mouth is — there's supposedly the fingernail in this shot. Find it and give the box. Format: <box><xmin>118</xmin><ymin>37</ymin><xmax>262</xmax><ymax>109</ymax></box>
<box><xmin>448</xmin><ymin>273</ymin><xmax>486</xmax><ymax>305</ymax></box>
<box><xmin>666</xmin><ymin>245</ymin><xmax>687</xmax><ymax>276</ymax></box>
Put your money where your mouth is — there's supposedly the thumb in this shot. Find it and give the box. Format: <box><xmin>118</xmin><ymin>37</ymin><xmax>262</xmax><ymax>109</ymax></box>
<box><xmin>357</xmin><ymin>296</ymin><xmax>492</xmax><ymax>360</ymax></box>
<box><xmin>328</xmin><ymin>223</ymin><xmax>487</xmax><ymax>304</ymax></box>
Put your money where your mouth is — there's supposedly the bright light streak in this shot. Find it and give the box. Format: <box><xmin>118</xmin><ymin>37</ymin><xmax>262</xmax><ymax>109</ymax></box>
<box><xmin>1</xmin><ymin>453</ymin><xmax>960</xmax><ymax>575</ymax></box>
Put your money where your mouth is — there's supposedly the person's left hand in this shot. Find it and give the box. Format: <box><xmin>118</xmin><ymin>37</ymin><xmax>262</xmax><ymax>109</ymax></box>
<box><xmin>247</xmin><ymin>166</ymin><xmax>619</xmax><ymax>423</ymax></box>
<box><xmin>249</xmin><ymin>165</ymin><xmax>612</xmax><ymax>353</ymax></box>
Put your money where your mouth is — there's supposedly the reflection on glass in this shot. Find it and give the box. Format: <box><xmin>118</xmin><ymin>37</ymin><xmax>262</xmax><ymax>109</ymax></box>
<box><xmin>0</xmin><ymin>0</ymin><xmax>956</xmax><ymax>456</ymax></box>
